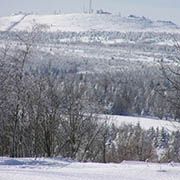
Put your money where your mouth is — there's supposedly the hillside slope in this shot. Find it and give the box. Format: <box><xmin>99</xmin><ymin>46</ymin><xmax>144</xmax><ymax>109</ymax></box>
<box><xmin>0</xmin><ymin>13</ymin><xmax>179</xmax><ymax>32</ymax></box>
<box><xmin>0</xmin><ymin>13</ymin><xmax>180</xmax><ymax>73</ymax></box>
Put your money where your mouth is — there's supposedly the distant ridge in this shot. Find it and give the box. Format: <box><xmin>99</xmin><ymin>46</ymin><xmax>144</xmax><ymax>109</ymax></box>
<box><xmin>0</xmin><ymin>13</ymin><xmax>179</xmax><ymax>32</ymax></box>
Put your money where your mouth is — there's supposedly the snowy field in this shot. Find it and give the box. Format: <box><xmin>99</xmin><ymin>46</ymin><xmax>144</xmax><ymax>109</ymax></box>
<box><xmin>0</xmin><ymin>158</ymin><xmax>180</xmax><ymax>180</ymax></box>
<box><xmin>100</xmin><ymin>115</ymin><xmax>180</xmax><ymax>132</ymax></box>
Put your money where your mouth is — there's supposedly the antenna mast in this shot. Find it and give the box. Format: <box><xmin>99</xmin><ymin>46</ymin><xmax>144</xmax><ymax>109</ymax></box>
<box><xmin>89</xmin><ymin>0</ymin><xmax>93</xmax><ymax>14</ymax></box>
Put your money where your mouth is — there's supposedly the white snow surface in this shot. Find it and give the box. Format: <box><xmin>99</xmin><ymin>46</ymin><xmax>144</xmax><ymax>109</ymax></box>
<box><xmin>0</xmin><ymin>13</ymin><xmax>180</xmax><ymax>32</ymax></box>
<box><xmin>0</xmin><ymin>15</ymin><xmax>24</xmax><ymax>31</ymax></box>
<box><xmin>99</xmin><ymin>115</ymin><xmax>180</xmax><ymax>132</ymax></box>
<box><xmin>0</xmin><ymin>157</ymin><xmax>179</xmax><ymax>180</ymax></box>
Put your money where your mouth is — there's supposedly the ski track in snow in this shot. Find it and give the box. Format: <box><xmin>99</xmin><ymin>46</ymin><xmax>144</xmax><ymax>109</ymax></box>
<box><xmin>5</xmin><ymin>14</ymin><xmax>28</xmax><ymax>32</ymax></box>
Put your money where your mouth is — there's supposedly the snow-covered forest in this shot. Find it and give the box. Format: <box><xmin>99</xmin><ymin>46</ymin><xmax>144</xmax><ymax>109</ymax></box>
<box><xmin>0</xmin><ymin>14</ymin><xmax>180</xmax><ymax>162</ymax></box>
<box><xmin>0</xmin><ymin>11</ymin><xmax>180</xmax><ymax>179</ymax></box>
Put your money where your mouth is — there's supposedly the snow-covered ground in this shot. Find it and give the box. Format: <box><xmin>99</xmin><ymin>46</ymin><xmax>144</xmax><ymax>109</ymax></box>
<box><xmin>0</xmin><ymin>14</ymin><xmax>25</xmax><ymax>32</ymax></box>
<box><xmin>0</xmin><ymin>13</ymin><xmax>179</xmax><ymax>33</ymax></box>
<box><xmin>100</xmin><ymin>115</ymin><xmax>180</xmax><ymax>132</ymax></box>
<box><xmin>0</xmin><ymin>157</ymin><xmax>179</xmax><ymax>180</ymax></box>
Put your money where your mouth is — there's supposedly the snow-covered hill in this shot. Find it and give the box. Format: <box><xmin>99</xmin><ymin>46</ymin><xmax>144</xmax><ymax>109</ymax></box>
<box><xmin>0</xmin><ymin>13</ymin><xmax>179</xmax><ymax>73</ymax></box>
<box><xmin>0</xmin><ymin>157</ymin><xmax>179</xmax><ymax>180</ymax></box>
<box><xmin>0</xmin><ymin>13</ymin><xmax>179</xmax><ymax>32</ymax></box>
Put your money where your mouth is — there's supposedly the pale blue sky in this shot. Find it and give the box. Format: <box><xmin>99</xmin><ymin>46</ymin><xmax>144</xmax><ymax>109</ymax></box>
<box><xmin>1</xmin><ymin>0</ymin><xmax>180</xmax><ymax>24</ymax></box>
